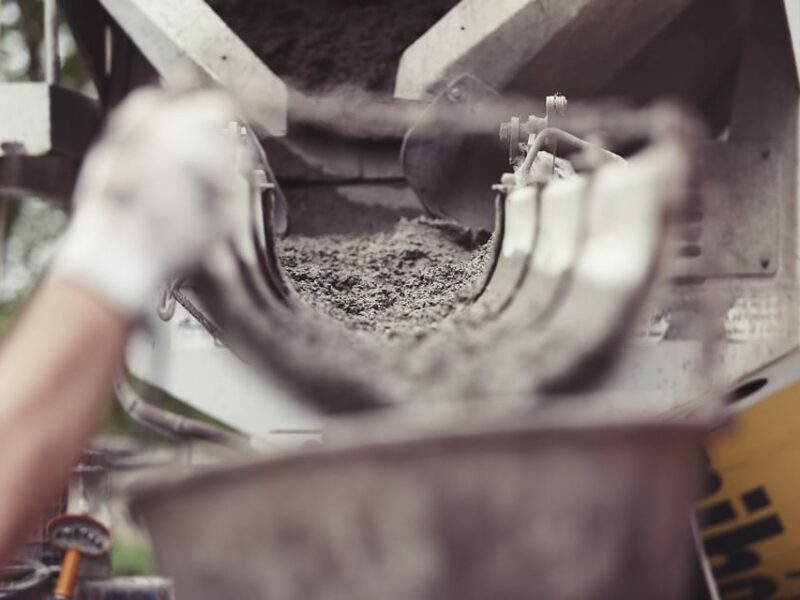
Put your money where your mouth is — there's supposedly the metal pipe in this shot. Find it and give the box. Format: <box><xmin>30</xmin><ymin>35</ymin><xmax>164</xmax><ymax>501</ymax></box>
<box><xmin>114</xmin><ymin>376</ymin><xmax>251</xmax><ymax>452</ymax></box>
<box><xmin>43</xmin><ymin>0</ymin><xmax>59</xmax><ymax>84</ymax></box>
<box><xmin>519</xmin><ymin>127</ymin><xmax>626</xmax><ymax>177</ymax></box>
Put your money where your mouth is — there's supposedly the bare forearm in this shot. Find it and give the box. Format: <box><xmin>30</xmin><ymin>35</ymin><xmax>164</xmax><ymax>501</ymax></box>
<box><xmin>0</xmin><ymin>279</ymin><xmax>129</xmax><ymax>563</ymax></box>
<box><xmin>0</xmin><ymin>88</ymin><xmax>241</xmax><ymax>564</ymax></box>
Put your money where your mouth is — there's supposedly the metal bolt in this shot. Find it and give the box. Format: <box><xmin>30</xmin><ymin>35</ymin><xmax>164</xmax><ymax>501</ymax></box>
<box><xmin>545</xmin><ymin>93</ymin><xmax>568</xmax><ymax>119</ymax></box>
<box><xmin>253</xmin><ymin>169</ymin><xmax>271</xmax><ymax>190</ymax></box>
<box><xmin>447</xmin><ymin>86</ymin><xmax>463</xmax><ymax>102</ymax></box>
<box><xmin>499</xmin><ymin>123</ymin><xmax>510</xmax><ymax>141</ymax></box>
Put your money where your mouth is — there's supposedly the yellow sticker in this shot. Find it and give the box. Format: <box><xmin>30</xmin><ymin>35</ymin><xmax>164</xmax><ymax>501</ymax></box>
<box><xmin>698</xmin><ymin>379</ymin><xmax>800</xmax><ymax>598</ymax></box>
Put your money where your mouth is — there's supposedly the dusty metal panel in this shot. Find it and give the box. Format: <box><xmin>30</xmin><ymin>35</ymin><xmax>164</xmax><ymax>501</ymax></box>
<box><xmin>699</xmin><ymin>142</ymin><xmax>781</xmax><ymax>278</ymax></box>
<box><xmin>401</xmin><ymin>74</ymin><xmax>507</xmax><ymax>230</ymax></box>
<box><xmin>622</xmin><ymin>0</ymin><xmax>800</xmax><ymax>414</ymax></box>
<box><xmin>394</xmin><ymin>0</ymin><xmax>692</xmax><ymax>101</ymax></box>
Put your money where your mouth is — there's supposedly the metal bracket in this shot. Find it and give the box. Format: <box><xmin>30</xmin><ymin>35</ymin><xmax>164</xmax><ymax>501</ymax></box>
<box><xmin>401</xmin><ymin>74</ymin><xmax>508</xmax><ymax>231</ymax></box>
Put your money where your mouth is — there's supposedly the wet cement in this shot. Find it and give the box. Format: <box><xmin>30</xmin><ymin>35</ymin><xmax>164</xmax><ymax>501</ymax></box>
<box><xmin>278</xmin><ymin>217</ymin><xmax>491</xmax><ymax>340</ymax></box>
<box><xmin>206</xmin><ymin>0</ymin><xmax>459</xmax><ymax>93</ymax></box>
<box><xmin>203</xmin><ymin>209</ymin><xmax>591</xmax><ymax>412</ymax></box>
<box><xmin>261</xmin><ymin>215</ymin><xmax>554</xmax><ymax>411</ymax></box>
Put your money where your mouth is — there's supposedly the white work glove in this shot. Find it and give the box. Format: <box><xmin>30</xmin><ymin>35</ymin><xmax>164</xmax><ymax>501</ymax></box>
<box><xmin>51</xmin><ymin>88</ymin><xmax>250</xmax><ymax>318</ymax></box>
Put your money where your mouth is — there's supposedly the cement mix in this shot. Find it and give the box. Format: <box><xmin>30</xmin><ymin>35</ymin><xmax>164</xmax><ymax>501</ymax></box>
<box><xmin>278</xmin><ymin>217</ymin><xmax>491</xmax><ymax>340</ymax></box>
<box><xmin>202</xmin><ymin>210</ymin><xmax>579</xmax><ymax>411</ymax></box>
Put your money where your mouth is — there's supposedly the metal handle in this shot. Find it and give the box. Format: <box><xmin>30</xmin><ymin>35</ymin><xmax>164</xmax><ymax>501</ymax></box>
<box><xmin>53</xmin><ymin>548</ymin><xmax>81</xmax><ymax>599</ymax></box>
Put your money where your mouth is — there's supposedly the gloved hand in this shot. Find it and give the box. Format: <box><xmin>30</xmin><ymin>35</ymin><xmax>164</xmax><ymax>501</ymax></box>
<box><xmin>51</xmin><ymin>88</ymin><xmax>250</xmax><ymax>318</ymax></box>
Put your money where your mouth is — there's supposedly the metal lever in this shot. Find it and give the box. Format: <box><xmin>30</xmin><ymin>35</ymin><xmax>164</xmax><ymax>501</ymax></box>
<box><xmin>48</xmin><ymin>513</ymin><xmax>110</xmax><ymax>599</ymax></box>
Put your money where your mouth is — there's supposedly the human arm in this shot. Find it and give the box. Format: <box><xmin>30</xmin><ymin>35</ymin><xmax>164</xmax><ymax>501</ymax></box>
<box><xmin>0</xmin><ymin>88</ymin><xmax>247</xmax><ymax>564</ymax></box>
<box><xmin>0</xmin><ymin>280</ymin><xmax>128</xmax><ymax>560</ymax></box>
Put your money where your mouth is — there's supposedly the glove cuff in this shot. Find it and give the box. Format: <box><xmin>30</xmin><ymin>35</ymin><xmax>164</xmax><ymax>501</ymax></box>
<box><xmin>50</xmin><ymin>224</ymin><xmax>164</xmax><ymax>319</ymax></box>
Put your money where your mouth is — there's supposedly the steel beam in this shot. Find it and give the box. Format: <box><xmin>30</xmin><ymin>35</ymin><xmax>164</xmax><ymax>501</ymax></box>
<box><xmin>95</xmin><ymin>0</ymin><xmax>288</xmax><ymax>136</ymax></box>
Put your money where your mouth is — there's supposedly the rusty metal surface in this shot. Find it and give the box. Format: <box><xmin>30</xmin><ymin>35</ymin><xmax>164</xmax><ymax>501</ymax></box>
<box><xmin>131</xmin><ymin>418</ymin><xmax>707</xmax><ymax>600</ymax></box>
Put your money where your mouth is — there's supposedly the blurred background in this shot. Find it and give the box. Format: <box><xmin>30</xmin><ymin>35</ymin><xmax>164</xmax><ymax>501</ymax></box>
<box><xmin>0</xmin><ymin>0</ymin><xmax>81</xmax><ymax>314</ymax></box>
